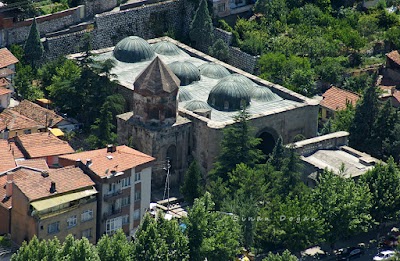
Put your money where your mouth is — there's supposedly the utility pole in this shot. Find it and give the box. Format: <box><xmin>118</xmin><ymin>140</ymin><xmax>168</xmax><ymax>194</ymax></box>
<box><xmin>162</xmin><ymin>158</ymin><xmax>171</xmax><ymax>211</ymax></box>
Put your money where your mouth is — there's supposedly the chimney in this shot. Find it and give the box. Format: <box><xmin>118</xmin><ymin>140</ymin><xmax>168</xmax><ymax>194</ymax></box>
<box><xmin>5</xmin><ymin>172</ymin><xmax>13</xmax><ymax>197</ymax></box>
<box><xmin>41</xmin><ymin>171</ymin><xmax>49</xmax><ymax>178</ymax></box>
<box><xmin>50</xmin><ymin>181</ymin><xmax>56</xmax><ymax>193</ymax></box>
<box><xmin>86</xmin><ymin>159</ymin><xmax>92</xmax><ymax>167</ymax></box>
<box><xmin>75</xmin><ymin>159</ymin><xmax>81</xmax><ymax>167</ymax></box>
<box><xmin>107</xmin><ymin>144</ymin><xmax>117</xmax><ymax>153</ymax></box>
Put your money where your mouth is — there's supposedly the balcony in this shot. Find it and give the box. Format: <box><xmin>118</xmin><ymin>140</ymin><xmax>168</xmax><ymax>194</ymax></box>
<box><xmin>102</xmin><ymin>208</ymin><xmax>122</xmax><ymax>220</ymax></box>
<box><xmin>103</xmin><ymin>190</ymin><xmax>122</xmax><ymax>202</ymax></box>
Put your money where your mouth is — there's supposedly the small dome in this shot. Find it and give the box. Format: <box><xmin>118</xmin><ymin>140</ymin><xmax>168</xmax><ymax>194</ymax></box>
<box><xmin>250</xmin><ymin>85</ymin><xmax>282</xmax><ymax>102</ymax></box>
<box><xmin>152</xmin><ymin>41</ymin><xmax>181</xmax><ymax>56</ymax></box>
<box><xmin>207</xmin><ymin>79</ymin><xmax>251</xmax><ymax>111</ymax></box>
<box><xmin>224</xmin><ymin>74</ymin><xmax>255</xmax><ymax>92</ymax></box>
<box><xmin>168</xmin><ymin>61</ymin><xmax>201</xmax><ymax>86</ymax></box>
<box><xmin>113</xmin><ymin>36</ymin><xmax>155</xmax><ymax>63</ymax></box>
<box><xmin>184</xmin><ymin>100</ymin><xmax>211</xmax><ymax>111</ymax></box>
<box><xmin>198</xmin><ymin>63</ymin><xmax>230</xmax><ymax>79</ymax></box>
<box><xmin>178</xmin><ymin>88</ymin><xmax>193</xmax><ymax>102</ymax></box>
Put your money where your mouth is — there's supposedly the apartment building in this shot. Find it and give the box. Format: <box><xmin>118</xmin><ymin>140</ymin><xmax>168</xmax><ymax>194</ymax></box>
<box><xmin>0</xmin><ymin>166</ymin><xmax>97</xmax><ymax>245</ymax></box>
<box><xmin>59</xmin><ymin>145</ymin><xmax>155</xmax><ymax>239</ymax></box>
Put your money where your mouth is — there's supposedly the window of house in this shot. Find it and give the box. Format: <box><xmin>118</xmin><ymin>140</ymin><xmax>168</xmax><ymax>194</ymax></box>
<box><xmin>134</xmin><ymin>191</ymin><xmax>141</xmax><ymax>201</ymax></box>
<box><xmin>81</xmin><ymin>210</ymin><xmax>93</xmax><ymax>222</ymax></box>
<box><xmin>122</xmin><ymin>215</ymin><xmax>129</xmax><ymax>225</ymax></box>
<box><xmin>108</xmin><ymin>183</ymin><xmax>116</xmax><ymax>192</ymax></box>
<box><xmin>218</xmin><ymin>3</ymin><xmax>225</xmax><ymax>12</ymax></box>
<box><xmin>121</xmin><ymin>177</ymin><xmax>131</xmax><ymax>188</ymax></box>
<box><xmin>67</xmin><ymin>215</ymin><xmax>77</xmax><ymax>228</ymax></box>
<box><xmin>106</xmin><ymin>217</ymin><xmax>122</xmax><ymax>235</ymax></box>
<box><xmin>82</xmin><ymin>228</ymin><xmax>92</xmax><ymax>239</ymax></box>
<box><xmin>133</xmin><ymin>209</ymin><xmax>141</xmax><ymax>220</ymax></box>
<box><xmin>134</xmin><ymin>172</ymin><xmax>141</xmax><ymax>182</ymax></box>
<box><xmin>48</xmin><ymin>222</ymin><xmax>60</xmax><ymax>234</ymax></box>
<box><xmin>121</xmin><ymin>196</ymin><xmax>130</xmax><ymax>207</ymax></box>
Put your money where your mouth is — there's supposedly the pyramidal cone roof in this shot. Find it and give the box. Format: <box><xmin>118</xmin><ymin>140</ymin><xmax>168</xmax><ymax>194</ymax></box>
<box><xmin>134</xmin><ymin>56</ymin><xmax>180</xmax><ymax>94</ymax></box>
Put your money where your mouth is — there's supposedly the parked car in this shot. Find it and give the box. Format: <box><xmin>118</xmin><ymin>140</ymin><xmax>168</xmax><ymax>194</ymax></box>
<box><xmin>373</xmin><ymin>250</ymin><xmax>396</xmax><ymax>260</ymax></box>
<box><xmin>335</xmin><ymin>246</ymin><xmax>364</xmax><ymax>260</ymax></box>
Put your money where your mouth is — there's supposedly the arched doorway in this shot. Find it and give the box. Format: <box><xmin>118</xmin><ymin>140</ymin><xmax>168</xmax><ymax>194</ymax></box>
<box><xmin>166</xmin><ymin>145</ymin><xmax>177</xmax><ymax>171</ymax></box>
<box><xmin>257</xmin><ymin>132</ymin><xmax>276</xmax><ymax>156</ymax></box>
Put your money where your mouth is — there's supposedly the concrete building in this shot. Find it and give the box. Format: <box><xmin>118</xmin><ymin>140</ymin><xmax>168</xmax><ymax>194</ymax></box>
<box><xmin>82</xmin><ymin>36</ymin><xmax>318</xmax><ymax>187</ymax></box>
<box><xmin>290</xmin><ymin>131</ymin><xmax>380</xmax><ymax>187</ymax></box>
<box><xmin>14</xmin><ymin>132</ymin><xmax>75</xmax><ymax>167</ymax></box>
<box><xmin>0</xmin><ymin>166</ymin><xmax>97</xmax><ymax>245</ymax></box>
<box><xmin>58</xmin><ymin>145</ymin><xmax>155</xmax><ymax>239</ymax></box>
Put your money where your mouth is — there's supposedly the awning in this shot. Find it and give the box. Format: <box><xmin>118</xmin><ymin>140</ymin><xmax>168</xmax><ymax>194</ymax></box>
<box><xmin>36</xmin><ymin>98</ymin><xmax>52</xmax><ymax>104</ymax></box>
<box><xmin>49</xmin><ymin>128</ymin><xmax>64</xmax><ymax>137</ymax></box>
<box><xmin>31</xmin><ymin>188</ymin><xmax>97</xmax><ymax>212</ymax></box>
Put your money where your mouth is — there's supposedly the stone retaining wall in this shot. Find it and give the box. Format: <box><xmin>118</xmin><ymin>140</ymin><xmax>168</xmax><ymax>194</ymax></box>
<box><xmin>228</xmin><ymin>46</ymin><xmax>259</xmax><ymax>74</ymax></box>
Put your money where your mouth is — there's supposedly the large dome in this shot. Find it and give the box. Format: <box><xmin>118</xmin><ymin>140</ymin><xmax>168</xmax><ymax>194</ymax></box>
<box><xmin>178</xmin><ymin>88</ymin><xmax>193</xmax><ymax>102</ymax></box>
<box><xmin>168</xmin><ymin>61</ymin><xmax>200</xmax><ymax>86</ymax></box>
<box><xmin>152</xmin><ymin>41</ymin><xmax>181</xmax><ymax>56</ymax></box>
<box><xmin>224</xmin><ymin>74</ymin><xmax>255</xmax><ymax>92</ymax></box>
<box><xmin>250</xmin><ymin>85</ymin><xmax>282</xmax><ymax>102</ymax></box>
<box><xmin>113</xmin><ymin>36</ymin><xmax>155</xmax><ymax>63</ymax></box>
<box><xmin>184</xmin><ymin>100</ymin><xmax>211</xmax><ymax>111</ymax></box>
<box><xmin>198</xmin><ymin>62</ymin><xmax>230</xmax><ymax>79</ymax></box>
<box><xmin>207</xmin><ymin>79</ymin><xmax>251</xmax><ymax>111</ymax></box>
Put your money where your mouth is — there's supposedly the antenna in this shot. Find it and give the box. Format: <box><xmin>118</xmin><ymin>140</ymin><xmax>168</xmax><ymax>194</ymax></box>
<box><xmin>162</xmin><ymin>158</ymin><xmax>171</xmax><ymax>211</ymax></box>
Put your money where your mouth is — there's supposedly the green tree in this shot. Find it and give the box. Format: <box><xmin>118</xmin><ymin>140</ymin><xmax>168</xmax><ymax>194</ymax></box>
<box><xmin>311</xmin><ymin>170</ymin><xmax>373</xmax><ymax>245</ymax></box>
<box><xmin>133</xmin><ymin>213</ymin><xmax>189</xmax><ymax>260</ymax></box>
<box><xmin>361</xmin><ymin>158</ymin><xmax>400</xmax><ymax>224</ymax></box>
<box><xmin>254</xmin><ymin>0</ymin><xmax>288</xmax><ymax>24</ymax></box>
<box><xmin>349</xmin><ymin>85</ymin><xmax>380</xmax><ymax>154</ymax></box>
<box><xmin>262</xmin><ymin>250</ymin><xmax>298</xmax><ymax>261</ymax></box>
<box><xmin>97</xmin><ymin>230</ymin><xmax>132</xmax><ymax>261</ymax></box>
<box><xmin>268</xmin><ymin>136</ymin><xmax>285</xmax><ymax>171</ymax></box>
<box><xmin>189</xmin><ymin>0</ymin><xmax>214</xmax><ymax>51</ymax></box>
<box><xmin>24</xmin><ymin>18</ymin><xmax>44</xmax><ymax>68</ymax></box>
<box><xmin>315</xmin><ymin>57</ymin><xmax>345</xmax><ymax>85</ymax></box>
<box><xmin>186</xmin><ymin>192</ymin><xmax>240</xmax><ymax>261</ymax></box>
<box><xmin>331</xmin><ymin>102</ymin><xmax>355</xmax><ymax>132</ymax></box>
<box><xmin>86</xmin><ymin>100</ymin><xmax>117</xmax><ymax>149</ymax></box>
<box><xmin>209</xmin><ymin>107</ymin><xmax>265</xmax><ymax>182</ymax></box>
<box><xmin>61</xmin><ymin>236</ymin><xmax>100</xmax><ymax>261</ymax></box>
<box><xmin>208</xmin><ymin>39</ymin><xmax>230</xmax><ymax>62</ymax></box>
<box><xmin>181</xmin><ymin>160</ymin><xmax>204</xmax><ymax>205</ymax></box>
<box><xmin>13</xmin><ymin>64</ymin><xmax>44</xmax><ymax>100</ymax></box>
<box><xmin>11</xmin><ymin>236</ymin><xmax>60</xmax><ymax>261</ymax></box>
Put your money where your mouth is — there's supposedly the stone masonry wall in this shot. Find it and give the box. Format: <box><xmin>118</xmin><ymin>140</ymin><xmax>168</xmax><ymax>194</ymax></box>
<box><xmin>84</xmin><ymin>0</ymin><xmax>118</xmax><ymax>18</ymax></box>
<box><xmin>1</xmin><ymin>6</ymin><xmax>84</xmax><ymax>47</ymax></box>
<box><xmin>228</xmin><ymin>46</ymin><xmax>259</xmax><ymax>74</ymax></box>
<box><xmin>213</xmin><ymin>27</ymin><xmax>232</xmax><ymax>45</ymax></box>
<box><xmin>44</xmin><ymin>0</ymin><xmax>195</xmax><ymax>59</ymax></box>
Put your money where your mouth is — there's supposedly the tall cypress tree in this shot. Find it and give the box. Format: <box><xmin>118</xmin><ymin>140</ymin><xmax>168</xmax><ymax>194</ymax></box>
<box><xmin>24</xmin><ymin>18</ymin><xmax>44</xmax><ymax>68</ymax></box>
<box><xmin>349</xmin><ymin>85</ymin><xmax>380</xmax><ymax>153</ymax></box>
<box><xmin>189</xmin><ymin>0</ymin><xmax>214</xmax><ymax>52</ymax></box>
<box><xmin>181</xmin><ymin>160</ymin><xmax>204</xmax><ymax>205</ymax></box>
<box><xmin>209</xmin><ymin>107</ymin><xmax>265</xmax><ymax>182</ymax></box>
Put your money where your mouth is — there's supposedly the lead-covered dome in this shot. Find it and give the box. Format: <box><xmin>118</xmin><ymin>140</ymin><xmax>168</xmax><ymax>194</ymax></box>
<box><xmin>113</xmin><ymin>36</ymin><xmax>155</xmax><ymax>63</ymax></box>
<box><xmin>184</xmin><ymin>100</ymin><xmax>211</xmax><ymax>111</ymax></box>
<box><xmin>168</xmin><ymin>61</ymin><xmax>200</xmax><ymax>86</ymax></box>
<box><xmin>178</xmin><ymin>88</ymin><xmax>193</xmax><ymax>102</ymax></box>
<box><xmin>224</xmin><ymin>74</ymin><xmax>255</xmax><ymax>92</ymax></box>
<box><xmin>250</xmin><ymin>85</ymin><xmax>282</xmax><ymax>102</ymax></box>
<box><xmin>207</xmin><ymin>79</ymin><xmax>251</xmax><ymax>111</ymax></box>
<box><xmin>198</xmin><ymin>62</ymin><xmax>230</xmax><ymax>79</ymax></box>
<box><xmin>152</xmin><ymin>41</ymin><xmax>181</xmax><ymax>56</ymax></box>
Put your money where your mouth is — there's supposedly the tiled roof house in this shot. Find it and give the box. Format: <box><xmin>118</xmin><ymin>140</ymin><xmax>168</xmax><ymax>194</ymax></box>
<box><xmin>320</xmin><ymin>86</ymin><xmax>360</xmax><ymax>122</ymax></box>
<box><xmin>59</xmin><ymin>145</ymin><xmax>155</xmax><ymax>239</ymax></box>
<box><xmin>0</xmin><ymin>109</ymin><xmax>44</xmax><ymax>139</ymax></box>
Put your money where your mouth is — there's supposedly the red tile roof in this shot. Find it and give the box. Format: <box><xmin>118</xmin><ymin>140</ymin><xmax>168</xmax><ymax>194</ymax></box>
<box><xmin>59</xmin><ymin>145</ymin><xmax>155</xmax><ymax>178</ymax></box>
<box><xmin>0</xmin><ymin>68</ymin><xmax>14</xmax><ymax>78</ymax></box>
<box><xmin>15</xmin><ymin>159</ymin><xmax>49</xmax><ymax>171</ymax></box>
<box><xmin>0</xmin><ymin>109</ymin><xmax>44</xmax><ymax>131</ymax></box>
<box><xmin>13</xmin><ymin>166</ymin><xmax>95</xmax><ymax>201</ymax></box>
<box><xmin>320</xmin><ymin>86</ymin><xmax>360</xmax><ymax>111</ymax></box>
<box><xmin>0</xmin><ymin>80</ymin><xmax>11</xmax><ymax>89</ymax></box>
<box><xmin>16</xmin><ymin>132</ymin><xmax>74</xmax><ymax>159</ymax></box>
<box><xmin>9</xmin><ymin>142</ymin><xmax>24</xmax><ymax>159</ymax></box>
<box><xmin>387</xmin><ymin>50</ymin><xmax>400</xmax><ymax>66</ymax></box>
<box><xmin>0</xmin><ymin>48</ymin><xmax>18</xmax><ymax>69</ymax></box>
<box><xmin>12</xmin><ymin>100</ymin><xmax>64</xmax><ymax>127</ymax></box>
<box><xmin>0</xmin><ymin>140</ymin><xmax>17</xmax><ymax>173</ymax></box>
